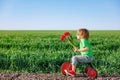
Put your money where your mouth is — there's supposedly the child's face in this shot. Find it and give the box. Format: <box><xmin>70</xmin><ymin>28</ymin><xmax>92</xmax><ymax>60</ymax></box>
<box><xmin>76</xmin><ymin>34</ymin><xmax>80</xmax><ymax>39</ymax></box>
<box><xmin>76</xmin><ymin>31</ymin><xmax>82</xmax><ymax>39</ymax></box>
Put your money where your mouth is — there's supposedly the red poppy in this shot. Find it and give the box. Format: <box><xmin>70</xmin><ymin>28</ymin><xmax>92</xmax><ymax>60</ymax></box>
<box><xmin>60</xmin><ymin>35</ymin><xmax>66</xmax><ymax>41</ymax></box>
<box><xmin>64</xmin><ymin>32</ymin><xmax>70</xmax><ymax>37</ymax></box>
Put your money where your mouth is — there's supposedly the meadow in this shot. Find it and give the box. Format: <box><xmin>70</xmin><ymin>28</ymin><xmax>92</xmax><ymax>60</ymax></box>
<box><xmin>0</xmin><ymin>30</ymin><xmax>120</xmax><ymax>74</ymax></box>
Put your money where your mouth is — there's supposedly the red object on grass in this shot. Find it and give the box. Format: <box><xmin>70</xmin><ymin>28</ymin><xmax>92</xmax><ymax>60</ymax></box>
<box><xmin>61</xmin><ymin>62</ymin><xmax>72</xmax><ymax>75</ymax></box>
<box><xmin>87</xmin><ymin>69</ymin><xmax>97</xmax><ymax>78</ymax></box>
<box><xmin>85</xmin><ymin>66</ymin><xmax>89</xmax><ymax>73</ymax></box>
<box><xmin>64</xmin><ymin>32</ymin><xmax>70</xmax><ymax>37</ymax></box>
<box><xmin>60</xmin><ymin>35</ymin><xmax>66</xmax><ymax>41</ymax></box>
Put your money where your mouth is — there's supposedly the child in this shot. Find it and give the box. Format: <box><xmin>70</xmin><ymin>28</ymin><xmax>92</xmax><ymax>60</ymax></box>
<box><xmin>65</xmin><ymin>28</ymin><xmax>93</xmax><ymax>76</ymax></box>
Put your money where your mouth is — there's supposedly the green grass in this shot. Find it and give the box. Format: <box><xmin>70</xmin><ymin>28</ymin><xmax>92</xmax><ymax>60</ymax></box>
<box><xmin>0</xmin><ymin>30</ymin><xmax>120</xmax><ymax>74</ymax></box>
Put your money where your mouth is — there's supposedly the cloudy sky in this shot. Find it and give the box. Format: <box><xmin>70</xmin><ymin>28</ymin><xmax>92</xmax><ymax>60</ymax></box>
<box><xmin>0</xmin><ymin>0</ymin><xmax>120</xmax><ymax>30</ymax></box>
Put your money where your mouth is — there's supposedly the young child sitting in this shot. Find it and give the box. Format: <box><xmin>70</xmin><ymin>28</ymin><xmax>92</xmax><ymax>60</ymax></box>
<box><xmin>65</xmin><ymin>28</ymin><xmax>93</xmax><ymax>76</ymax></box>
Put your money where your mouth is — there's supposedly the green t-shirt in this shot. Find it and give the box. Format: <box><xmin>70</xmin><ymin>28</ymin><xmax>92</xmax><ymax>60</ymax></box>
<box><xmin>80</xmin><ymin>38</ymin><xmax>93</xmax><ymax>57</ymax></box>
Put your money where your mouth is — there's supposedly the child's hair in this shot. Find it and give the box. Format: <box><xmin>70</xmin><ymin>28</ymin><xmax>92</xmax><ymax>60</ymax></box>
<box><xmin>77</xmin><ymin>28</ymin><xmax>89</xmax><ymax>40</ymax></box>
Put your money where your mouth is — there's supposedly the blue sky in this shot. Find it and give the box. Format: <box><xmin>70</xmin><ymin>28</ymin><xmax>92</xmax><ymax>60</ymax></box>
<box><xmin>0</xmin><ymin>0</ymin><xmax>120</xmax><ymax>30</ymax></box>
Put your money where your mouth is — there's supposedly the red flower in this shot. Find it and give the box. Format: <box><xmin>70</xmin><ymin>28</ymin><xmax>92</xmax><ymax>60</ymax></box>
<box><xmin>60</xmin><ymin>35</ymin><xmax>66</xmax><ymax>41</ymax></box>
<box><xmin>60</xmin><ymin>32</ymin><xmax>76</xmax><ymax>48</ymax></box>
<box><xmin>64</xmin><ymin>32</ymin><xmax>70</xmax><ymax>37</ymax></box>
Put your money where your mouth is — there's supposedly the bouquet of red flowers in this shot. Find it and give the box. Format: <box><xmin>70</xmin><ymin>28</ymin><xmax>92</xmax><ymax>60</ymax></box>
<box><xmin>60</xmin><ymin>32</ymin><xmax>76</xmax><ymax>48</ymax></box>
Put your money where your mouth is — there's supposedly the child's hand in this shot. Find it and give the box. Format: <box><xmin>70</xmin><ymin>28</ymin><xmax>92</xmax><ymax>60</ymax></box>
<box><xmin>73</xmin><ymin>48</ymin><xmax>78</xmax><ymax>52</ymax></box>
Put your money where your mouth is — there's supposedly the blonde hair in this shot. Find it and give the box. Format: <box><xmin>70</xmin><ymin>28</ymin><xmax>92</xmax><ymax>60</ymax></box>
<box><xmin>77</xmin><ymin>28</ymin><xmax>89</xmax><ymax>40</ymax></box>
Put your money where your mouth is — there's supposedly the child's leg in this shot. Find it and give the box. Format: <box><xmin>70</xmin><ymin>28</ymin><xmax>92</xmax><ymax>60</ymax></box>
<box><xmin>71</xmin><ymin>56</ymin><xmax>78</xmax><ymax>72</ymax></box>
<box><xmin>72</xmin><ymin>64</ymin><xmax>76</xmax><ymax>72</ymax></box>
<box><xmin>65</xmin><ymin>56</ymin><xmax>82</xmax><ymax>76</ymax></box>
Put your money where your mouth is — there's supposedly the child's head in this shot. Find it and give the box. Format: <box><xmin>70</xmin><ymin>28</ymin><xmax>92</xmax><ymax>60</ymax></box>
<box><xmin>77</xmin><ymin>28</ymin><xmax>89</xmax><ymax>40</ymax></box>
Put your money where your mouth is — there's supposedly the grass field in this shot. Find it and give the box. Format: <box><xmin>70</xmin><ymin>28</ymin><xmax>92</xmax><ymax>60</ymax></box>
<box><xmin>0</xmin><ymin>30</ymin><xmax>120</xmax><ymax>74</ymax></box>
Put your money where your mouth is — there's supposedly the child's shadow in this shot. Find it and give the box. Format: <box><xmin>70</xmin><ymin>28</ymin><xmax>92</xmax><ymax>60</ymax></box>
<box><xmin>75</xmin><ymin>73</ymin><xmax>88</xmax><ymax>77</ymax></box>
<box><xmin>75</xmin><ymin>73</ymin><xmax>96</xmax><ymax>80</ymax></box>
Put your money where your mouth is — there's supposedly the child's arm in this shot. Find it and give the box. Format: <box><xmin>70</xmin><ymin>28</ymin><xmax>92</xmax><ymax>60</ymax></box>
<box><xmin>74</xmin><ymin>47</ymin><xmax>89</xmax><ymax>52</ymax></box>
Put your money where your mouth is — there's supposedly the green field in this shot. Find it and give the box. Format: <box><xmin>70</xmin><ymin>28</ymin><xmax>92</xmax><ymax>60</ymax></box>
<box><xmin>0</xmin><ymin>30</ymin><xmax>120</xmax><ymax>74</ymax></box>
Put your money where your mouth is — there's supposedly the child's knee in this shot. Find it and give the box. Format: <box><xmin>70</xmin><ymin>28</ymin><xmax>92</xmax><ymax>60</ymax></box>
<box><xmin>71</xmin><ymin>56</ymin><xmax>77</xmax><ymax>66</ymax></box>
<box><xmin>72</xmin><ymin>56</ymin><xmax>76</xmax><ymax>61</ymax></box>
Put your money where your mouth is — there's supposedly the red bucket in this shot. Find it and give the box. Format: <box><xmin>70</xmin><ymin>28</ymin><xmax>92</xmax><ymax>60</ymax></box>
<box><xmin>61</xmin><ymin>62</ymin><xmax>72</xmax><ymax>75</ymax></box>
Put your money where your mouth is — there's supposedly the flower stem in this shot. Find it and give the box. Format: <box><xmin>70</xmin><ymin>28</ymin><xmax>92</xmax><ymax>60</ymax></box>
<box><xmin>67</xmin><ymin>37</ymin><xmax>76</xmax><ymax>48</ymax></box>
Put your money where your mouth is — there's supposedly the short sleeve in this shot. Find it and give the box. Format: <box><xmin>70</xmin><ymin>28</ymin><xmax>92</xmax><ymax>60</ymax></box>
<box><xmin>81</xmin><ymin>39</ymin><xmax>89</xmax><ymax>48</ymax></box>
